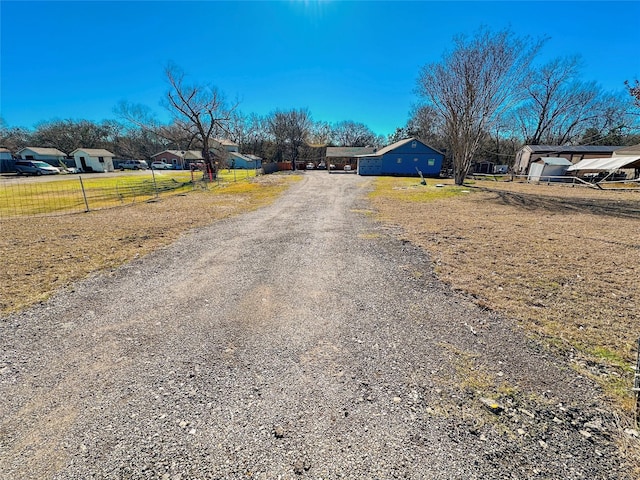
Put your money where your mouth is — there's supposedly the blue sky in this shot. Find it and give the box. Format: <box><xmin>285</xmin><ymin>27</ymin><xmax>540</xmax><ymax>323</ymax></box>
<box><xmin>1</xmin><ymin>1</ymin><xmax>639</xmax><ymax>137</ymax></box>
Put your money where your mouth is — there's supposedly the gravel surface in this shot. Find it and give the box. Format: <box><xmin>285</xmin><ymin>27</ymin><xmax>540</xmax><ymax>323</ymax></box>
<box><xmin>0</xmin><ymin>172</ymin><xmax>629</xmax><ymax>479</ymax></box>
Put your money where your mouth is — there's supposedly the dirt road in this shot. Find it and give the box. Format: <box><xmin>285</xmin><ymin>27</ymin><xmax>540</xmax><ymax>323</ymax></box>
<box><xmin>0</xmin><ymin>172</ymin><xmax>628</xmax><ymax>478</ymax></box>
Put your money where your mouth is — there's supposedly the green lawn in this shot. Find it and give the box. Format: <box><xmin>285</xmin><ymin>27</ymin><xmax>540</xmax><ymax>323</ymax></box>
<box><xmin>0</xmin><ymin>169</ymin><xmax>259</xmax><ymax>217</ymax></box>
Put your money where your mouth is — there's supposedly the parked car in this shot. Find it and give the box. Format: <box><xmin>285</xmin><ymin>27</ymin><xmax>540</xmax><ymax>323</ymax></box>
<box><xmin>151</xmin><ymin>161</ymin><xmax>172</xmax><ymax>170</ymax></box>
<box><xmin>189</xmin><ymin>162</ymin><xmax>206</xmax><ymax>171</ymax></box>
<box><xmin>317</xmin><ymin>162</ymin><xmax>327</xmax><ymax>170</ymax></box>
<box><xmin>15</xmin><ymin>160</ymin><xmax>60</xmax><ymax>176</ymax></box>
<box><xmin>120</xmin><ymin>160</ymin><xmax>148</xmax><ymax>170</ymax></box>
<box><xmin>306</xmin><ymin>163</ymin><xmax>315</xmax><ymax>170</ymax></box>
<box><xmin>344</xmin><ymin>164</ymin><xmax>352</xmax><ymax>171</ymax></box>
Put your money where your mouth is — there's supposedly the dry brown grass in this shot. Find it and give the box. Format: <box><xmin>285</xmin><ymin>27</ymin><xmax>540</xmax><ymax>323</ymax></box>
<box><xmin>370</xmin><ymin>177</ymin><xmax>640</xmax><ymax>409</ymax></box>
<box><xmin>0</xmin><ymin>175</ymin><xmax>296</xmax><ymax>313</ymax></box>
<box><xmin>371</xmin><ymin>177</ymin><xmax>640</xmax><ymax>472</ymax></box>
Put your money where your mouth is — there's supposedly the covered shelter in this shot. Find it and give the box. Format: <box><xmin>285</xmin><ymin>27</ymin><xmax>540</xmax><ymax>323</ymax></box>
<box><xmin>566</xmin><ymin>155</ymin><xmax>640</xmax><ymax>181</ymax></box>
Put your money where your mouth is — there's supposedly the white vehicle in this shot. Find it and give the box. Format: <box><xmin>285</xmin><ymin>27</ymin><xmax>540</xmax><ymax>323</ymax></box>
<box><xmin>344</xmin><ymin>164</ymin><xmax>352</xmax><ymax>171</ymax></box>
<box><xmin>151</xmin><ymin>161</ymin><xmax>172</xmax><ymax>170</ymax></box>
<box><xmin>120</xmin><ymin>160</ymin><xmax>148</xmax><ymax>170</ymax></box>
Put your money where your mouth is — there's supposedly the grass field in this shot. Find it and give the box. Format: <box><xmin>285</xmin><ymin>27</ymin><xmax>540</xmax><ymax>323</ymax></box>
<box><xmin>1</xmin><ymin>172</ymin><xmax>638</xmax><ymax>464</ymax></box>
<box><xmin>370</xmin><ymin>177</ymin><xmax>640</xmax><ymax>413</ymax></box>
<box><xmin>0</xmin><ymin>169</ymin><xmax>258</xmax><ymax>217</ymax></box>
<box><xmin>0</xmin><ymin>173</ymin><xmax>295</xmax><ymax>313</ymax></box>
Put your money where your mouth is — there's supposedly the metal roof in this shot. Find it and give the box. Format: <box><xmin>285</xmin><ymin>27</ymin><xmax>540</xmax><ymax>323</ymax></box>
<box><xmin>356</xmin><ymin>137</ymin><xmax>445</xmax><ymax>158</ymax></box>
<box><xmin>326</xmin><ymin>146</ymin><xmax>376</xmax><ymax>157</ymax></box>
<box><xmin>228</xmin><ymin>151</ymin><xmax>257</xmax><ymax>162</ymax></box>
<box><xmin>17</xmin><ymin>147</ymin><xmax>67</xmax><ymax>156</ymax></box>
<box><xmin>613</xmin><ymin>144</ymin><xmax>640</xmax><ymax>156</ymax></box>
<box><xmin>71</xmin><ymin>148</ymin><xmax>114</xmax><ymax>157</ymax></box>
<box><xmin>524</xmin><ymin>145</ymin><xmax>622</xmax><ymax>154</ymax></box>
<box><xmin>567</xmin><ymin>156</ymin><xmax>640</xmax><ymax>171</ymax></box>
<box><xmin>533</xmin><ymin>157</ymin><xmax>573</xmax><ymax>166</ymax></box>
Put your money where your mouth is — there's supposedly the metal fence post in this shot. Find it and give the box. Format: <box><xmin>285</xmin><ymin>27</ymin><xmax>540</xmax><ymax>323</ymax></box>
<box><xmin>634</xmin><ymin>336</ymin><xmax>640</xmax><ymax>428</ymax></box>
<box><xmin>79</xmin><ymin>177</ymin><xmax>90</xmax><ymax>212</ymax></box>
<box><xmin>150</xmin><ymin>167</ymin><xmax>159</xmax><ymax>198</ymax></box>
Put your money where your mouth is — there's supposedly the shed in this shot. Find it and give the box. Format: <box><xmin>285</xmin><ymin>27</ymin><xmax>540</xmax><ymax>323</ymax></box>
<box><xmin>231</xmin><ymin>153</ymin><xmax>261</xmax><ymax>169</ymax></box>
<box><xmin>527</xmin><ymin>157</ymin><xmax>573</xmax><ymax>182</ymax></box>
<box><xmin>227</xmin><ymin>152</ymin><xmax>262</xmax><ymax>169</ymax></box>
<box><xmin>71</xmin><ymin>148</ymin><xmax>115</xmax><ymax>173</ymax></box>
<box><xmin>356</xmin><ymin>137</ymin><xmax>443</xmax><ymax>177</ymax></box>
<box><xmin>16</xmin><ymin>147</ymin><xmax>67</xmax><ymax>166</ymax></box>
<box><xmin>0</xmin><ymin>148</ymin><xmax>14</xmax><ymax>173</ymax></box>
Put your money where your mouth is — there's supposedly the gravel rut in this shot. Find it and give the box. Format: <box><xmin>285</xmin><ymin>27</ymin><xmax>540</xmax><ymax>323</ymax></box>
<box><xmin>0</xmin><ymin>172</ymin><xmax>628</xmax><ymax>479</ymax></box>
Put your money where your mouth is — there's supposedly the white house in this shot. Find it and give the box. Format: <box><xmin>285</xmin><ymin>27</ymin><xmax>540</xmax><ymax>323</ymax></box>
<box><xmin>71</xmin><ymin>148</ymin><xmax>115</xmax><ymax>173</ymax></box>
<box><xmin>16</xmin><ymin>147</ymin><xmax>67</xmax><ymax>165</ymax></box>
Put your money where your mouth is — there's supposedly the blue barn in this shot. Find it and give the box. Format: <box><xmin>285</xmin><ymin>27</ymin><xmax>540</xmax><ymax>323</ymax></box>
<box><xmin>357</xmin><ymin>137</ymin><xmax>443</xmax><ymax>177</ymax></box>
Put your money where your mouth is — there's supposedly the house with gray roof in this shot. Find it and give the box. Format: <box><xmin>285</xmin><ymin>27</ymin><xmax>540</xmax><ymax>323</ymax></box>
<box><xmin>16</xmin><ymin>147</ymin><xmax>67</xmax><ymax>166</ymax></box>
<box><xmin>356</xmin><ymin>138</ymin><xmax>444</xmax><ymax>177</ymax></box>
<box><xmin>151</xmin><ymin>149</ymin><xmax>203</xmax><ymax>169</ymax></box>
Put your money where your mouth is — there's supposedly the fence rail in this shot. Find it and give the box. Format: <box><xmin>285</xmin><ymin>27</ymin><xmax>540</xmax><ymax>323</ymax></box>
<box><xmin>0</xmin><ymin>169</ymin><xmax>257</xmax><ymax>219</ymax></box>
<box><xmin>468</xmin><ymin>173</ymin><xmax>640</xmax><ymax>190</ymax></box>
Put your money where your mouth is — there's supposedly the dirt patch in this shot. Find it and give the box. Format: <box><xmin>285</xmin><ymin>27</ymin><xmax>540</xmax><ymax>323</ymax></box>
<box><xmin>0</xmin><ymin>175</ymin><xmax>295</xmax><ymax>313</ymax></box>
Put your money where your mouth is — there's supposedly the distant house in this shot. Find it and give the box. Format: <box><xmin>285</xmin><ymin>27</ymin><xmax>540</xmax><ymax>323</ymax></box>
<box><xmin>514</xmin><ymin>145</ymin><xmax>622</xmax><ymax>175</ymax></box>
<box><xmin>211</xmin><ymin>139</ymin><xmax>239</xmax><ymax>154</ymax></box>
<box><xmin>16</xmin><ymin>147</ymin><xmax>67</xmax><ymax>166</ymax></box>
<box><xmin>326</xmin><ymin>146</ymin><xmax>377</xmax><ymax>170</ymax></box>
<box><xmin>356</xmin><ymin>138</ymin><xmax>444</xmax><ymax>177</ymax></box>
<box><xmin>227</xmin><ymin>152</ymin><xmax>262</xmax><ymax>169</ymax></box>
<box><xmin>71</xmin><ymin>148</ymin><xmax>115</xmax><ymax>173</ymax></box>
<box><xmin>527</xmin><ymin>157</ymin><xmax>573</xmax><ymax>182</ymax></box>
<box><xmin>151</xmin><ymin>150</ymin><xmax>204</xmax><ymax>169</ymax></box>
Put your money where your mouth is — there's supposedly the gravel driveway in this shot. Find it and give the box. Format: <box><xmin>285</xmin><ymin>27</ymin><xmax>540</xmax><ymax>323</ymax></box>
<box><xmin>0</xmin><ymin>172</ymin><xmax>628</xmax><ymax>479</ymax></box>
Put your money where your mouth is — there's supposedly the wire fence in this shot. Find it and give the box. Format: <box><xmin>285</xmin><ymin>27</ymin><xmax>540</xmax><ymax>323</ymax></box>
<box><xmin>468</xmin><ymin>173</ymin><xmax>640</xmax><ymax>190</ymax></box>
<box><xmin>0</xmin><ymin>169</ymin><xmax>258</xmax><ymax>219</ymax></box>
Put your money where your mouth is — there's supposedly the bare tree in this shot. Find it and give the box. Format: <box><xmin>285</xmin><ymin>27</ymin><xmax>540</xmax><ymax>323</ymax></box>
<box><xmin>308</xmin><ymin>121</ymin><xmax>333</xmax><ymax>147</ymax></box>
<box><xmin>513</xmin><ymin>56</ymin><xmax>610</xmax><ymax>145</ymax></box>
<box><xmin>331</xmin><ymin>120</ymin><xmax>376</xmax><ymax>147</ymax></box>
<box><xmin>164</xmin><ymin>65</ymin><xmax>236</xmax><ymax>178</ymax></box>
<box><xmin>0</xmin><ymin>118</ymin><xmax>32</xmax><ymax>151</ymax></box>
<box><xmin>116</xmin><ymin>65</ymin><xmax>235</xmax><ymax>178</ymax></box>
<box><xmin>625</xmin><ymin>79</ymin><xmax>640</xmax><ymax>108</ymax></box>
<box><xmin>267</xmin><ymin>109</ymin><xmax>312</xmax><ymax>170</ymax></box>
<box><xmin>417</xmin><ymin>28</ymin><xmax>543</xmax><ymax>184</ymax></box>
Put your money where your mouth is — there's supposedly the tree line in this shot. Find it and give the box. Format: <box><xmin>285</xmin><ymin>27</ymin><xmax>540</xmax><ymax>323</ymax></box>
<box><xmin>2</xmin><ymin>28</ymin><xmax>639</xmax><ymax>182</ymax></box>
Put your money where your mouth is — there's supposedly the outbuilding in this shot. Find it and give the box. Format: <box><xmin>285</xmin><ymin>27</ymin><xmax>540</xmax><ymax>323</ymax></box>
<box><xmin>16</xmin><ymin>147</ymin><xmax>67</xmax><ymax>166</ymax></box>
<box><xmin>0</xmin><ymin>148</ymin><xmax>14</xmax><ymax>173</ymax></box>
<box><xmin>227</xmin><ymin>152</ymin><xmax>262</xmax><ymax>169</ymax></box>
<box><xmin>71</xmin><ymin>148</ymin><xmax>115</xmax><ymax>173</ymax></box>
<box><xmin>527</xmin><ymin>157</ymin><xmax>573</xmax><ymax>182</ymax></box>
<box><xmin>356</xmin><ymin>138</ymin><xmax>443</xmax><ymax>177</ymax></box>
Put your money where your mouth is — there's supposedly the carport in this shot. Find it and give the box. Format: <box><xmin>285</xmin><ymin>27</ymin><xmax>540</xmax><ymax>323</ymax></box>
<box><xmin>567</xmin><ymin>156</ymin><xmax>640</xmax><ymax>182</ymax></box>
